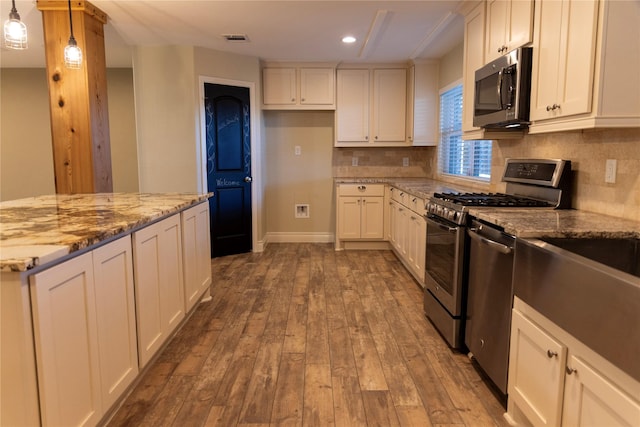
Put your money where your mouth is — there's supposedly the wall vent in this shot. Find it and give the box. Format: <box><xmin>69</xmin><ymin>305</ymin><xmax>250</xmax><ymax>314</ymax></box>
<box><xmin>222</xmin><ymin>34</ymin><xmax>249</xmax><ymax>42</ymax></box>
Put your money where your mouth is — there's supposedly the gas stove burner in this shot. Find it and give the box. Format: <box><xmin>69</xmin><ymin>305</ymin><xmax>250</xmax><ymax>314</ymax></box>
<box><xmin>433</xmin><ymin>192</ymin><xmax>553</xmax><ymax>208</ymax></box>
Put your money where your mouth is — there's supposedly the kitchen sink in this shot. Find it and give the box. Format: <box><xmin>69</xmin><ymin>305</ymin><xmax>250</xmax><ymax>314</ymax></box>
<box><xmin>513</xmin><ymin>237</ymin><xmax>640</xmax><ymax>382</ymax></box>
<box><xmin>539</xmin><ymin>237</ymin><xmax>640</xmax><ymax>278</ymax></box>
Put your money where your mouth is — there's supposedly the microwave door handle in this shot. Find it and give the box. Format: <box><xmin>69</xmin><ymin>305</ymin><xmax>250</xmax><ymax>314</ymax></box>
<box><xmin>496</xmin><ymin>68</ymin><xmax>504</xmax><ymax>109</ymax></box>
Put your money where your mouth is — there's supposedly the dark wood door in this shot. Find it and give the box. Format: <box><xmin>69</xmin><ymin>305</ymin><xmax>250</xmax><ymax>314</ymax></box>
<box><xmin>204</xmin><ymin>83</ymin><xmax>252</xmax><ymax>257</ymax></box>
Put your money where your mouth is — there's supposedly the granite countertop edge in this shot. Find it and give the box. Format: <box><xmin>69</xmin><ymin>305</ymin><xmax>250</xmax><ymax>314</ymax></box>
<box><xmin>0</xmin><ymin>192</ymin><xmax>213</xmax><ymax>273</ymax></box>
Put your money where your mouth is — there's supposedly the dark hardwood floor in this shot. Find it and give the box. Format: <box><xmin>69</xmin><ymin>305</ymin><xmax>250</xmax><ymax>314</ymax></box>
<box><xmin>108</xmin><ymin>243</ymin><xmax>510</xmax><ymax>426</ymax></box>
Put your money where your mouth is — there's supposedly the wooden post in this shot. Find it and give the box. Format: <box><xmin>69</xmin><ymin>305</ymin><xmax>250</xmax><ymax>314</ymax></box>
<box><xmin>37</xmin><ymin>0</ymin><xmax>112</xmax><ymax>194</ymax></box>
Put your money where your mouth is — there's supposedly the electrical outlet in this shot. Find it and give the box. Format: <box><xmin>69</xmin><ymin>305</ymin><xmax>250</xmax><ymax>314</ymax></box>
<box><xmin>294</xmin><ymin>145</ymin><xmax>301</xmax><ymax>156</ymax></box>
<box><xmin>605</xmin><ymin>159</ymin><xmax>617</xmax><ymax>184</ymax></box>
<box><xmin>402</xmin><ymin>157</ymin><xmax>409</xmax><ymax>167</ymax></box>
<box><xmin>352</xmin><ymin>156</ymin><xmax>358</xmax><ymax>167</ymax></box>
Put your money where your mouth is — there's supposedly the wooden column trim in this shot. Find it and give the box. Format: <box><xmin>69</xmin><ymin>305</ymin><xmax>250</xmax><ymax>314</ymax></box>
<box><xmin>37</xmin><ymin>0</ymin><xmax>113</xmax><ymax>194</ymax></box>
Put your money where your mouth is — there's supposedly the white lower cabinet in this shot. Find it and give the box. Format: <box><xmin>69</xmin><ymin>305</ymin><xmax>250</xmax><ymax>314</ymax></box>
<box><xmin>181</xmin><ymin>202</ymin><xmax>212</xmax><ymax>313</ymax></box>
<box><xmin>92</xmin><ymin>236</ymin><xmax>139</xmax><ymax>410</ymax></box>
<box><xmin>133</xmin><ymin>214</ymin><xmax>186</xmax><ymax>368</ymax></box>
<box><xmin>30</xmin><ymin>253</ymin><xmax>102</xmax><ymax>427</ymax></box>
<box><xmin>336</xmin><ymin>184</ymin><xmax>385</xmax><ymax>243</ymax></box>
<box><xmin>508</xmin><ymin>298</ymin><xmax>640</xmax><ymax>427</ymax></box>
<box><xmin>388</xmin><ymin>188</ymin><xmax>426</xmax><ymax>285</ymax></box>
<box><xmin>30</xmin><ymin>235</ymin><xmax>138</xmax><ymax>427</ymax></box>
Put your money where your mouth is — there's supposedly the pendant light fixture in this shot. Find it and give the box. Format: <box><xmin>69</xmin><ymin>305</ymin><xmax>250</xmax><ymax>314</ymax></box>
<box><xmin>3</xmin><ymin>0</ymin><xmax>28</xmax><ymax>49</ymax></box>
<box><xmin>63</xmin><ymin>0</ymin><xmax>82</xmax><ymax>69</ymax></box>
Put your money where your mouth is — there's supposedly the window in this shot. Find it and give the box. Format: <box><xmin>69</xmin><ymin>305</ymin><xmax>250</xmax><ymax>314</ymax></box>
<box><xmin>438</xmin><ymin>83</ymin><xmax>492</xmax><ymax>180</ymax></box>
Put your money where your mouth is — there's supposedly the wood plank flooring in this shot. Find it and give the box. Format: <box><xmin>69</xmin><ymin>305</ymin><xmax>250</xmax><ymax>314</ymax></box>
<box><xmin>108</xmin><ymin>243</ymin><xmax>510</xmax><ymax>427</ymax></box>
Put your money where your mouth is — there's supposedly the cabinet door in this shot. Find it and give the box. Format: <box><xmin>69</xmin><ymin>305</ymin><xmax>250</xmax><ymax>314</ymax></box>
<box><xmin>506</xmin><ymin>0</ymin><xmax>533</xmax><ymax>53</ymax></box>
<box><xmin>396</xmin><ymin>205</ymin><xmax>409</xmax><ymax>257</ymax></box>
<box><xmin>361</xmin><ymin>197</ymin><xmax>384</xmax><ymax>239</ymax></box>
<box><xmin>337</xmin><ymin>196</ymin><xmax>362</xmax><ymax>239</ymax></box>
<box><xmin>263</xmin><ymin>68</ymin><xmax>297</xmax><ymax>105</ymax></box>
<box><xmin>30</xmin><ymin>253</ymin><xmax>103</xmax><ymax>427</ymax></box>
<box><xmin>486</xmin><ymin>0</ymin><xmax>533</xmax><ymax>63</ymax></box>
<box><xmin>92</xmin><ymin>236</ymin><xmax>139</xmax><ymax>411</ymax></box>
<box><xmin>555</xmin><ymin>0</ymin><xmax>599</xmax><ymax>118</ymax></box>
<box><xmin>485</xmin><ymin>0</ymin><xmax>508</xmax><ymax>62</ymax></box>
<box><xmin>336</xmin><ymin>69</ymin><xmax>369</xmax><ymax>142</ymax></box>
<box><xmin>372</xmin><ymin>69</ymin><xmax>407</xmax><ymax>142</ymax></box>
<box><xmin>182</xmin><ymin>203</ymin><xmax>213</xmax><ymax>313</ymax></box>
<box><xmin>462</xmin><ymin>2</ymin><xmax>485</xmax><ymax>132</ymax></box>
<box><xmin>562</xmin><ymin>355</ymin><xmax>640</xmax><ymax>427</ymax></box>
<box><xmin>388</xmin><ymin>200</ymin><xmax>398</xmax><ymax>247</ymax></box>
<box><xmin>412</xmin><ymin>213</ymin><xmax>426</xmax><ymax>281</ymax></box>
<box><xmin>300</xmin><ymin>68</ymin><xmax>335</xmax><ymax>105</ymax></box>
<box><xmin>530</xmin><ymin>0</ymin><xmax>598</xmax><ymax>121</ymax></box>
<box><xmin>133</xmin><ymin>215</ymin><xmax>185</xmax><ymax>367</ymax></box>
<box><xmin>508</xmin><ymin>310</ymin><xmax>567</xmax><ymax>427</ymax></box>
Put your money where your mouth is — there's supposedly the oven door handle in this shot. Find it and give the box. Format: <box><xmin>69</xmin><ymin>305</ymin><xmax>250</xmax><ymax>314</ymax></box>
<box><xmin>426</xmin><ymin>216</ymin><xmax>458</xmax><ymax>233</ymax></box>
<box><xmin>468</xmin><ymin>229</ymin><xmax>512</xmax><ymax>255</ymax></box>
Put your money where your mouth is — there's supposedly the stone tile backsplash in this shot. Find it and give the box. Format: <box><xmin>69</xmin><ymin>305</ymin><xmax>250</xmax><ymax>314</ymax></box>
<box><xmin>493</xmin><ymin>128</ymin><xmax>640</xmax><ymax>222</ymax></box>
<box><xmin>333</xmin><ymin>146</ymin><xmax>435</xmax><ymax>178</ymax></box>
<box><xmin>332</xmin><ymin>129</ymin><xmax>639</xmax><ymax>222</ymax></box>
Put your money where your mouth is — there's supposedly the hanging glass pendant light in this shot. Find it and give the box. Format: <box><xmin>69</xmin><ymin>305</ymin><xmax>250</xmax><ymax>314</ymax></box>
<box><xmin>4</xmin><ymin>0</ymin><xmax>28</xmax><ymax>49</ymax></box>
<box><xmin>64</xmin><ymin>0</ymin><xmax>82</xmax><ymax>69</ymax></box>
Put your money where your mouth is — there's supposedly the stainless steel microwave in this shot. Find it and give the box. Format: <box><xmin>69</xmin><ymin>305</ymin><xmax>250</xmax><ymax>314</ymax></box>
<box><xmin>473</xmin><ymin>47</ymin><xmax>533</xmax><ymax>129</ymax></box>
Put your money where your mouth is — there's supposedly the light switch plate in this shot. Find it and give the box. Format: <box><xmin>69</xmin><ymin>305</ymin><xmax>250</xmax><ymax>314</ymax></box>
<box><xmin>352</xmin><ymin>157</ymin><xmax>358</xmax><ymax>167</ymax></box>
<box><xmin>403</xmin><ymin>157</ymin><xmax>409</xmax><ymax>167</ymax></box>
<box><xmin>294</xmin><ymin>145</ymin><xmax>301</xmax><ymax>156</ymax></box>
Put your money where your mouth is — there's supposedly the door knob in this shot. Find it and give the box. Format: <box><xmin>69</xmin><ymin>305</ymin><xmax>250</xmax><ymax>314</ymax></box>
<box><xmin>244</xmin><ymin>176</ymin><xmax>252</xmax><ymax>183</ymax></box>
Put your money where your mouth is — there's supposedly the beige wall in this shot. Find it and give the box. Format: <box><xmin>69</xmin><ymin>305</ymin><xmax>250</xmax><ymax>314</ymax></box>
<box><xmin>0</xmin><ymin>68</ymin><xmax>55</xmax><ymax>200</ymax></box>
<box><xmin>492</xmin><ymin>129</ymin><xmax>640</xmax><ymax>222</ymax></box>
<box><xmin>107</xmin><ymin>69</ymin><xmax>139</xmax><ymax>193</ymax></box>
<box><xmin>438</xmin><ymin>42</ymin><xmax>463</xmax><ymax>89</ymax></box>
<box><xmin>132</xmin><ymin>46</ymin><xmax>198</xmax><ymax>193</ymax></box>
<box><xmin>0</xmin><ymin>68</ymin><xmax>139</xmax><ymax>201</ymax></box>
<box><xmin>264</xmin><ymin>111</ymin><xmax>335</xmax><ymax>237</ymax></box>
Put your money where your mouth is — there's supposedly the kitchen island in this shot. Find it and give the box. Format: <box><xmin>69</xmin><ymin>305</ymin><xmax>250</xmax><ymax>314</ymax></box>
<box><xmin>1</xmin><ymin>192</ymin><xmax>213</xmax><ymax>427</ymax></box>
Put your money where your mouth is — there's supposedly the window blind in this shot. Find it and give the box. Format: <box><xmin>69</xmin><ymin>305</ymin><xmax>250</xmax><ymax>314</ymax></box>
<box><xmin>438</xmin><ymin>84</ymin><xmax>492</xmax><ymax>180</ymax></box>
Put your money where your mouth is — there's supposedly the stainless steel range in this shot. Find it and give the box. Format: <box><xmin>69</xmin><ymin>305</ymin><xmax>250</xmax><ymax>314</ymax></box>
<box><xmin>423</xmin><ymin>158</ymin><xmax>572</xmax><ymax>394</ymax></box>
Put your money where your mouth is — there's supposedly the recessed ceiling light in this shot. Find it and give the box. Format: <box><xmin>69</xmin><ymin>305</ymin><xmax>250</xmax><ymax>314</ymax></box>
<box><xmin>342</xmin><ymin>36</ymin><xmax>356</xmax><ymax>44</ymax></box>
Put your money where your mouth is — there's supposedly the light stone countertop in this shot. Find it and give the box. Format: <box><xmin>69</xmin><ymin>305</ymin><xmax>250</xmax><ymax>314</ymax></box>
<box><xmin>336</xmin><ymin>177</ymin><xmax>640</xmax><ymax>239</ymax></box>
<box><xmin>469</xmin><ymin>208</ymin><xmax>640</xmax><ymax>239</ymax></box>
<box><xmin>0</xmin><ymin>193</ymin><xmax>212</xmax><ymax>272</ymax></box>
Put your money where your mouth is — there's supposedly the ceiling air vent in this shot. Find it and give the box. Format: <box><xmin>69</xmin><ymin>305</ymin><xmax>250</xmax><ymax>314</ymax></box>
<box><xmin>222</xmin><ymin>34</ymin><xmax>249</xmax><ymax>42</ymax></box>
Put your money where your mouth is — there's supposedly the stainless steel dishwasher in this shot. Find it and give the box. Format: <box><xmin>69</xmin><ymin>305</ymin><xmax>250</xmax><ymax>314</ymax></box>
<box><xmin>465</xmin><ymin>219</ymin><xmax>515</xmax><ymax>395</ymax></box>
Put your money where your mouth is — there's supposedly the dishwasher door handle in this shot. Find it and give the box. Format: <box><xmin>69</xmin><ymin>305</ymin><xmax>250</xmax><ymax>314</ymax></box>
<box><xmin>468</xmin><ymin>229</ymin><xmax>513</xmax><ymax>255</ymax></box>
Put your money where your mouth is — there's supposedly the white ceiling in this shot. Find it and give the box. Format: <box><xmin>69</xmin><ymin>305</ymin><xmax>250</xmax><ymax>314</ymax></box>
<box><xmin>0</xmin><ymin>0</ymin><xmax>465</xmax><ymax>68</ymax></box>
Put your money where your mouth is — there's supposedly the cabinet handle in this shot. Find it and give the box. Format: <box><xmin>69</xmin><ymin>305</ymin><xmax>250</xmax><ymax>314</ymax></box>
<box><xmin>566</xmin><ymin>366</ymin><xmax>577</xmax><ymax>375</ymax></box>
<box><xmin>547</xmin><ymin>350</ymin><xmax>558</xmax><ymax>358</ymax></box>
<box><xmin>400</xmin><ymin>192</ymin><xmax>404</xmax><ymax>196</ymax></box>
<box><xmin>412</xmin><ymin>198</ymin><xmax>417</xmax><ymax>203</ymax></box>
<box><xmin>546</xmin><ymin>103</ymin><xmax>561</xmax><ymax>111</ymax></box>
<box><xmin>375</xmin><ymin>136</ymin><xmax>378</xmax><ymax>140</ymax></box>
<box><xmin>357</xmin><ymin>185</ymin><xmax>366</xmax><ymax>191</ymax></box>
<box><xmin>365</xmin><ymin>135</ymin><xmax>369</xmax><ymax>140</ymax></box>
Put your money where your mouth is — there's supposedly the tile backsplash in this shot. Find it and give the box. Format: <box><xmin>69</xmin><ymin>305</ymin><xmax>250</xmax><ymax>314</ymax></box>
<box><xmin>332</xmin><ymin>129</ymin><xmax>639</xmax><ymax>222</ymax></box>
<box><xmin>333</xmin><ymin>146</ymin><xmax>435</xmax><ymax>178</ymax></box>
<box><xmin>493</xmin><ymin>128</ymin><xmax>640</xmax><ymax>222</ymax></box>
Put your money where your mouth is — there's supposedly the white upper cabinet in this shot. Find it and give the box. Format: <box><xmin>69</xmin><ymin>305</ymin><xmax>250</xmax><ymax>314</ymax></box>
<box><xmin>485</xmin><ymin>0</ymin><xmax>534</xmax><ymax>63</ymax></box>
<box><xmin>529</xmin><ymin>0</ymin><xmax>640</xmax><ymax>133</ymax></box>
<box><xmin>262</xmin><ymin>64</ymin><xmax>336</xmax><ymax>110</ymax></box>
<box><xmin>336</xmin><ymin>67</ymin><xmax>408</xmax><ymax>146</ymax></box>
<box><xmin>407</xmin><ymin>62</ymin><xmax>439</xmax><ymax>146</ymax></box>
<box><xmin>462</xmin><ymin>2</ymin><xmax>485</xmax><ymax>135</ymax></box>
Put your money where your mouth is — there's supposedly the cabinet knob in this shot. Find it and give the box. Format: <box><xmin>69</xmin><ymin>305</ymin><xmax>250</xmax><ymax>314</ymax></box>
<box><xmin>566</xmin><ymin>366</ymin><xmax>577</xmax><ymax>375</ymax></box>
<box><xmin>375</xmin><ymin>136</ymin><xmax>378</xmax><ymax>140</ymax></box>
<box><xmin>365</xmin><ymin>135</ymin><xmax>369</xmax><ymax>140</ymax></box>
<box><xmin>547</xmin><ymin>350</ymin><xmax>558</xmax><ymax>358</ymax></box>
<box><xmin>301</xmin><ymin>98</ymin><xmax>305</xmax><ymax>102</ymax></box>
<box><xmin>291</xmin><ymin>98</ymin><xmax>295</xmax><ymax>102</ymax></box>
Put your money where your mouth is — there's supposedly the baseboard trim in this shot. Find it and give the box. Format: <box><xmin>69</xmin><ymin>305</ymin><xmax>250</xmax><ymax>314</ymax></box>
<box><xmin>265</xmin><ymin>232</ymin><xmax>335</xmax><ymax>244</ymax></box>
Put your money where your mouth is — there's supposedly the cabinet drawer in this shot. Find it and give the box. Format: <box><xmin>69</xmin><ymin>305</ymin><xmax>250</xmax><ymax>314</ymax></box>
<box><xmin>408</xmin><ymin>195</ymin><xmax>425</xmax><ymax>214</ymax></box>
<box><xmin>338</xmin><ymin>184</ymin><xmax>384</xmax><ymax>197</ymax></box>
